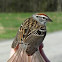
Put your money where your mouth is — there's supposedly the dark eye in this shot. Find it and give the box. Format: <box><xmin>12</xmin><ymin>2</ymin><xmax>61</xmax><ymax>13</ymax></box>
<box><xmin>36</xmin><ymin>16</ymin><xmax>39</xmax><ymax>18</ymax></box>
<box><xmin>43</xmin><ymin>17</ymin><xmax>45</xmax><ymax>19</ymax></box>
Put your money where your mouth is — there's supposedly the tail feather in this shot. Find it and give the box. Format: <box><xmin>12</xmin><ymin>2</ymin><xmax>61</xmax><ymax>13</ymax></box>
<box><xmin>7</xmin><ymin>45</ymin><xmax>45</xmax><ymax>62</ymax></box>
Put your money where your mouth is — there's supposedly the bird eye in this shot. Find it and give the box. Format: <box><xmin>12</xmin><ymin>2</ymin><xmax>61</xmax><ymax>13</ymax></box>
<box><xmin>36</xmin><ymin>16</ymin><xmax>39</xmax><ymax>18</ymax></box>
<box><xmin>43</xmin><ymin>17</ymin><xmax>45</xmax><ymax>19</ymax></box>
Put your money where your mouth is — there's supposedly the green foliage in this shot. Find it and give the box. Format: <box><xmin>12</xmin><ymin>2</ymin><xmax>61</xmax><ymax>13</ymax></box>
<box><xmin>0</xmin><ymin>12</ymin><xmax>62</xmax><ymax>39</ymax></box>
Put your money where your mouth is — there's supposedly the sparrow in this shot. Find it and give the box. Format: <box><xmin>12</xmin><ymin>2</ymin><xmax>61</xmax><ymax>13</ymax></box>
<box><xmin>11</xmin><ymin>13</ymin><xmax>52</xmax><ymax>56</ymax></box>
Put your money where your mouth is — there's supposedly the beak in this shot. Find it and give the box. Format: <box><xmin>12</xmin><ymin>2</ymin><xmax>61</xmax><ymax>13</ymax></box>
<box><xmin>47</xmin><ymin>18</ymin><xmax>52</xmax><ymax>22</ymax></box>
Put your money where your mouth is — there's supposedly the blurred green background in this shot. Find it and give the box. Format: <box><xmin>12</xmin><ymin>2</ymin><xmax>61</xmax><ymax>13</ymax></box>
<box><xmin>0</xmin><ymin>0</ymin><xmax>62</xmax><ymax>39</ymax></box>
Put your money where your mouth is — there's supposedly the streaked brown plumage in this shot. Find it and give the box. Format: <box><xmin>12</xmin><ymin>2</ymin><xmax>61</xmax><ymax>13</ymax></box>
<box><xmin>7</xmin><ymin>13</ymin><xmax>52</xmax><ymax>62</ymax></box>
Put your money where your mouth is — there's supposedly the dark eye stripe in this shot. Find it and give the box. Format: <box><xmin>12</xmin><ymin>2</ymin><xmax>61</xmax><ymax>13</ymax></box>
<box><xmin>36</xmin><ymin>16</ymin><xmax>42</xmax><ymax>18</ymax></box>
<box><xmin>36</xmin><ymin>16</ymin><xmax>47</xmax><ymax>20</ymax></box>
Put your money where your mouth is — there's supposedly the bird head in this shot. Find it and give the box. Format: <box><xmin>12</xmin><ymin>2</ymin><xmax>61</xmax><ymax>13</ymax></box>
<box><xmin>32</xmin><ymin>13</ymin><xmax>52</xmax><ymax>25</ymax></box>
